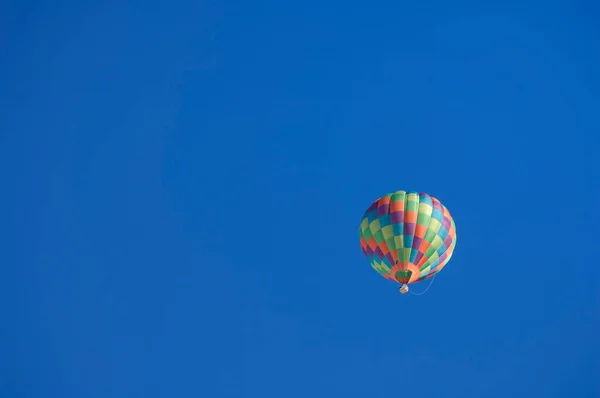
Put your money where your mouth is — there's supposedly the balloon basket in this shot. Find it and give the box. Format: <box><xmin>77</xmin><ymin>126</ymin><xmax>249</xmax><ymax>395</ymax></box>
<box><xmin>399</xmin><ymin>284</ymin><xmax>409</xmax><ymax>294</ymax></box>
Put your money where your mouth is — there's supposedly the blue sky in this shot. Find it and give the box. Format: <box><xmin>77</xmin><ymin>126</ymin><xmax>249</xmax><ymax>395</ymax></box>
<box><xmin>2</xmin><ymin>0</ymin><xmax>599</xmax><ymax>397</ymax></box>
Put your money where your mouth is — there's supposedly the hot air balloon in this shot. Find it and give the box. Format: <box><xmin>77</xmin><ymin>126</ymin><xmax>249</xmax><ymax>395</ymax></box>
<box><xmin>358</xmin><ymin>190</ymin><xmax>456</xmax><ymax>294</ymax></box>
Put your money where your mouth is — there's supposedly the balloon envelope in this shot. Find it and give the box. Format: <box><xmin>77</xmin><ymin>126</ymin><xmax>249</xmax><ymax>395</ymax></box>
<box><xmin>358</xmin><ymin>190</ymin><xmax>456</xmax><ymax>285</ymax></box>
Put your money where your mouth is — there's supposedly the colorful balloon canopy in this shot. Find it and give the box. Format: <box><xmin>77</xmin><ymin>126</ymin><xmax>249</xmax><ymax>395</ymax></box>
<box><xmin>358</xmin><ymin>190</ymin><xmax>457</xmax><ymax>287</ymax></box>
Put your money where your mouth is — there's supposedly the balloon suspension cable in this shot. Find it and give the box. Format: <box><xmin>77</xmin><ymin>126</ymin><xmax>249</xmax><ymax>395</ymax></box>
<box><xmin>408</xmin><ymin>274</ymin><xmax>436</xmax><ymax>296</ymax></box>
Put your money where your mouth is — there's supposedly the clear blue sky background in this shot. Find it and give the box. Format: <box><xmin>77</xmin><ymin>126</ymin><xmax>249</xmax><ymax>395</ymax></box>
<box><xmin>2</xmin><ymin>0</ymin><xmax>599</xmax><ymax>397</ymax></box>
